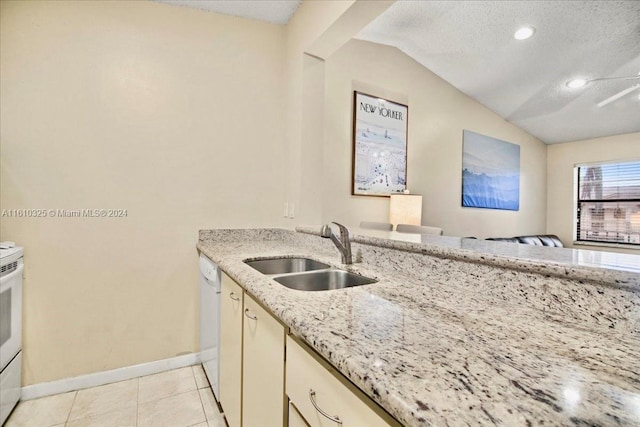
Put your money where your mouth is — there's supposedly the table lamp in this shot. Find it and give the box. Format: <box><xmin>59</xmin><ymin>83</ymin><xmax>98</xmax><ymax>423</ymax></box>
<box><xmin>389</xmin><ymin>193</ymin><xmax>422</xmax><ymax>229</ymax></box>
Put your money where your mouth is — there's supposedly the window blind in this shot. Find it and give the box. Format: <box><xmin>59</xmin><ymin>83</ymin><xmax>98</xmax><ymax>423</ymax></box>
<box><xmin>576</xmin><ymin>161</ymin><xmax>640</xmax><ymax>245</ymax></box>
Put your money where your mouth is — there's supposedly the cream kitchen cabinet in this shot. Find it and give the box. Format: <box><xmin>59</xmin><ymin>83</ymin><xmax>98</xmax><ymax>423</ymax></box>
<box><xmin>219</xmin><ymin>272</ymin><xmax>398</xmax><ymax>427</ymax></box>
<box><xmin>219</xmin><ymin>273</ymin><xmax>244</xmax><ymax>427</ymax></box>
<box><xmin>286</xmin><ymin>335</ymin><xmax>400</xmax><ymax>427</ymax></box>
<box><xmin>219</xmin><ymin>272</ymin><xmax>286</xmax><ymax>427</ymax></box>
<box><xmin>242</xmin><ymin>293</ymin><xmax>286</xmax><ymax>426</ymax></box>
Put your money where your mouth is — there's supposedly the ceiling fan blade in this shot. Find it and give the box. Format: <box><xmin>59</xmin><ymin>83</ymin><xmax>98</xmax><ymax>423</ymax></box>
<box><xmin>596</xmin><ymin>83</ymin><xmax>640</xmax><ymax>108</ymax></box>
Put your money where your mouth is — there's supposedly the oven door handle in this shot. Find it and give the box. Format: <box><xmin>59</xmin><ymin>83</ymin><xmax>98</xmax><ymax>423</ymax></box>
<box><xmin>0</xmin><ymin>263</ymin><xmax>24</xmax><ymax>292</ymax></box>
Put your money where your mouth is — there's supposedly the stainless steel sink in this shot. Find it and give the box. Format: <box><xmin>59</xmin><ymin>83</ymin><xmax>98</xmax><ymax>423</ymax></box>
<box><xmin>273</xmin><ymin>270</ymin><xmax>377</xmax><ymax>291</ymax></box>
<box><xmin>244</xmin><ymin>256</ymin><xmax>377</xmax><ymax>291</ymax></box>
<box><xmin>244</xmin><ymin>257</ymin><xmax>330</xmax><ymax>275</ymax></box>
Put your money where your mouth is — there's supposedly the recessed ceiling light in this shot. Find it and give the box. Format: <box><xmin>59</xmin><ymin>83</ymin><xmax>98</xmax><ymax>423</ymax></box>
<box><xmin>567</xmin><ymin>78</ymin><xmax>588</xmax><ymax>89</ymax></box>
<box><xmin>514</xmin><ymin>26</ymin><xmax>535</xmax><ymax>40</ymax></box>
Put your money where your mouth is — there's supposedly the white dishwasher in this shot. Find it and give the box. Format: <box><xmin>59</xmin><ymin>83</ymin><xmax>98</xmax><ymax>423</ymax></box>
<box><xmin>199</xmin><ymin>253</ymin><xmax>221</xmax><ymax>401</ymax></box>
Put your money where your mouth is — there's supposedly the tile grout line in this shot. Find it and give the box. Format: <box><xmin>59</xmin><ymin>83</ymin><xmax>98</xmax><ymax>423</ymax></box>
<box><xmin>64</xmin><ymin>391</ymin><xmax>79</xmax><ymax>426</ymax></box>
<box><xmin>139</xmin><ymin>369</ymin><xmax>205</xmax><ymax>425</ymax></box>
<box><xmin>193</xmin><ymin>365</ymin><xmax>209</xmax><ymax>424</ymax></box>
<box><xmin>63</xmin><ymin>378</ymin><xmax>141</xmax><ymax>426</ymax></box>
<box><xmin>138</xmin><ymin>367</ymin><xmax>200</xmax><ymax>405</ymax></box>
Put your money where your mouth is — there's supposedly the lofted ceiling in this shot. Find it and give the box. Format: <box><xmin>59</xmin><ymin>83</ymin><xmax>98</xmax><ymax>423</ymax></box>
<box><xmin>356</xmin><ymin>1</ymin><xmax>640</xmax><ymax>144</ymax></box>
<box><xmin>154</xmin><ymin>0</ymin><xmax>639</xmax><ymax>144</ymax></box>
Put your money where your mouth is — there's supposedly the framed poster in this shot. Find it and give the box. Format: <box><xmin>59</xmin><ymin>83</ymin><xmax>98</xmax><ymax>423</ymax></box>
<box><xmin>352</xmin><ymin>91</ymin><xmax>408</xmax><ymax>196</ymax></box>
<box><xmin>462</xmin><ymin>130</ymin><xmax>520</xmax><ymax>211</ymax></box>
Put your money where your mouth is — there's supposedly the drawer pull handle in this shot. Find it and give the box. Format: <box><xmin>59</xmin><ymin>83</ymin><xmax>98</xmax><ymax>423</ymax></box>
<box><xmin>309</xmin><ymin>389</ymin><xmax>342</xmax><ymax>424</ymax></box>
<box><xmin>244</xmin><ymin>308</ymin><xmax>257</xmax><ymax>320</ymax></box>
<box><xmin>229</xmin><ymin>292</ymin><xmax>240</xmax><ymax>301</ymax></box>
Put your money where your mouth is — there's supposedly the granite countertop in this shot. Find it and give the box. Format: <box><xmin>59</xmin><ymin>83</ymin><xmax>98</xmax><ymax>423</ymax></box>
<box><xmin>297</xmin><ymin>226</ymin><xmax>640</xmax><ymax>290</ymax></box>
<box><xmin>197</xmin><ymin>228</ymin><xmax>640</xmax><ymax>427</ymax></box>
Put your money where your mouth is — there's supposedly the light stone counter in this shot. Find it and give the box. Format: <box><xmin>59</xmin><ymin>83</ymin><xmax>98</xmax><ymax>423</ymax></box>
<box><xmin>197</xmin><ymin>228</ymin><xmax>640</xmax><ymax>427</ymax></box>
<box><xmin>297</xmin><ymin>226</ymin><xmax>640</xmax><ymax>290</ymax></box>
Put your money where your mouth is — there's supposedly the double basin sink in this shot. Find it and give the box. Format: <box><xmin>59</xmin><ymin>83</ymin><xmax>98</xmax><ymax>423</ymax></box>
<box><xmin>244</xmin><ymin>257</ymin><xmax>377</xmax><ymax>291</ymax></box>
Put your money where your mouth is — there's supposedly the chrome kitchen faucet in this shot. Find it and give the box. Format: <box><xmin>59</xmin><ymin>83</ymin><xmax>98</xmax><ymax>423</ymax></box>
<box><xmin>320</xmin><ymin>222</ymin><xmax>352</xmax><ymax>264</ymax></box>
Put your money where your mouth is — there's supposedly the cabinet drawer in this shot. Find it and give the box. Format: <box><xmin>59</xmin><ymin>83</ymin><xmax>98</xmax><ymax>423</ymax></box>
<box><xmin>286</xmin><ymin>336</ymin><xmax>398</xmax><ymax>427</ymax></box>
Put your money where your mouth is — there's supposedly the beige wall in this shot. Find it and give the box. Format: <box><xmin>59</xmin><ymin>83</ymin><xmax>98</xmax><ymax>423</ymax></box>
<box><xmin>320</xmin><ymin>39</ymin><xmax>548</xmax><ymax>238</ymax></box>
<box><xmin>0</xmin><ymin>0</ymin><xmax>286</xmax><ymax>385</ymax></box>
<box><xmin>282</xmin><ymin>0</ymin><xmax>356</xmax><ymax>225</ymax></box>
<box><xmin>547</xmin><ymin>132</ymin><xmax>640</xmax><ymax>253</ymax></box>
<box><xmin>283</xmin><ymin>1</ymin><xmax>393</xmax><ymax>225</ymax></box>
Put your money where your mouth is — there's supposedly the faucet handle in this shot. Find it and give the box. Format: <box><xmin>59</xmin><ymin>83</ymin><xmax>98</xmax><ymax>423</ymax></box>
<box><xmin>320</xmin><ymin>224</ymin><xmax>333</xmax><ymax>238</ymax></box>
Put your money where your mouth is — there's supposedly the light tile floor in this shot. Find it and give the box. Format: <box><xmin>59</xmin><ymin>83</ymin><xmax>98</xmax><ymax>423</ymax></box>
<box><xmin>6</xmin><ymin>365</ymin><xmax>226</xmax><ymax>427</ymax></box>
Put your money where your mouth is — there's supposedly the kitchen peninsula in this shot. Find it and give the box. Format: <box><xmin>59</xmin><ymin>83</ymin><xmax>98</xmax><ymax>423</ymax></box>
<box><xmin>197</xmin><ymin>227</ymin><xmax>639</xmax><ymax>426</ymax></box>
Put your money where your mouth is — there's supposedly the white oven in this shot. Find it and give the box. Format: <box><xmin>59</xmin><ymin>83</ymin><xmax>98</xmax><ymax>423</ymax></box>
<box><xmin>0</xmin><ymin>245</ymin><xmax>23</xmax><ymax>425</ymax></box>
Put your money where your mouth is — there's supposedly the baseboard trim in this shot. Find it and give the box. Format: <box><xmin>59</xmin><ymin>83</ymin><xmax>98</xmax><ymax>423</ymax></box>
<box><xmin>21</xmin><ymin>353</ymin><xmax>201</xmax><ymax>400</ymax></box>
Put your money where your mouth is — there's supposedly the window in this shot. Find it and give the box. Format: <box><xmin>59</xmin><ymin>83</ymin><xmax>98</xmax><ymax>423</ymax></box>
<box><xmin>576</xmin><ymin>161</ymin><xmax>640</xmax><ymax>246</ymax></box>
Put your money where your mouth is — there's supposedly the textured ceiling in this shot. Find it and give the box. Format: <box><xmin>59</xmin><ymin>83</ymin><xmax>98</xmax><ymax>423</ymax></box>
<box><xmin>151</xmin><ymin>0</ymin><xmax>638</xmax><ymax>143</ymax></box>
<box><xmin>153</xmin><ymin>0</ymin><xmax>301</xmax><ymax>25</ymax></box>
<box><xmin>357</xmin><ymin>1</ymin><xmax>640</xmax><ymax>144</ymax></box>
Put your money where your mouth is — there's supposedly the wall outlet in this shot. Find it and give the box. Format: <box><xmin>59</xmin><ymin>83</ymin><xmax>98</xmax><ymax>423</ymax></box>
<box><xmin>288</xmin><ymin>202</ymin><xmax>295</xmax><ymax>218</ymax></box>
<box><xmin>284</xmin><ymin>202</ymin><xmax>289</xmax><ymax>218</ymax></box>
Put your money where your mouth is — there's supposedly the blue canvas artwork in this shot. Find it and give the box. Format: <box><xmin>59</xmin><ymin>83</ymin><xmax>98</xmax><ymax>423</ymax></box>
<box><xmin>462</xmin><ymin>130</ymin><xmax>520</xmax><ymax>211</ymax></box>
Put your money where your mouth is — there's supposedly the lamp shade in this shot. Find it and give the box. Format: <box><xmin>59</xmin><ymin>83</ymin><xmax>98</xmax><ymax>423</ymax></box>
<box><xmin>389</xmin><ymin>194</ymin><xmax>422</xmax><ymax>228</ymax></box>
